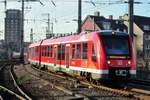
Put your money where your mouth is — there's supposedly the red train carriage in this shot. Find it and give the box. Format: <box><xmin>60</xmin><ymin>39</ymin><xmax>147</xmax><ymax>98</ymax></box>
<box><xmin>28</xmin><ymin>30</ymin><xmax>136</xmax><ymax>80</ymax></box>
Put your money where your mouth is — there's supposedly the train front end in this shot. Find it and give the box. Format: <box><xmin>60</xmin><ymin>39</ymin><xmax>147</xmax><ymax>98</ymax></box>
<box><xmin>99</xmin><ymin>31</ymin><xmax>136</xmax><ymax>80</ymax></box>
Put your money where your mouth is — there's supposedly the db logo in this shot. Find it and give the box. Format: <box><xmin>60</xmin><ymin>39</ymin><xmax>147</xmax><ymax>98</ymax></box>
<box><xmin>117</xmin><ymin>60</ymin><xmax>123</xmax><ymax>65</ymax></box>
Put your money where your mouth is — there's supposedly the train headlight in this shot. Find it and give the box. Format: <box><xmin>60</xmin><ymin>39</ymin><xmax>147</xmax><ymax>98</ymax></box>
<box><xmin>107</xmin><ymin>61</ymin><xmax>111</xmax><ymax>64</ymax></box>
<box><xmin>128</xmin><ymin>61</ymin><xmax>131</xmax><ymax>65</ymax></box>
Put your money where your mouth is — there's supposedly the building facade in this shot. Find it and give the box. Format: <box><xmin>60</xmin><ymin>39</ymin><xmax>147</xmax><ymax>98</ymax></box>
<box><xmin>122</xmin><ymin>14</ymin><xmax>150</xmax><ymax>59</ymax></box>
<box><xmin>5</xmin><ymin>9</ymin><xmax>22</xmax><ymax>52</ymax></box>
<box><xmin>81</xmin><ymin>14</ymin><xmax>127</xmax><ymax>33</ymax></box>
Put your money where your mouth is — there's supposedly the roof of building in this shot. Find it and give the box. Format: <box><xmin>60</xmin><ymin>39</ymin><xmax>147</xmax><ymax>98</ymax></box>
<box><xmin>82</xmin><ymin>15</ymin><xmax>127</xmax><ymax>31</ymax></box>
<box><xmin>134</xmin><ymin>15</ymin><xmax>150</xmax><ymax>33</ymax></box>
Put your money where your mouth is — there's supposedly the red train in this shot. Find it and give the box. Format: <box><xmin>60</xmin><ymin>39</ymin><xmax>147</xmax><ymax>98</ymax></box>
<box><xmin>28</xmin><ymin>30</ymin><xmax>136</xmax><ymax>80</ymax></box>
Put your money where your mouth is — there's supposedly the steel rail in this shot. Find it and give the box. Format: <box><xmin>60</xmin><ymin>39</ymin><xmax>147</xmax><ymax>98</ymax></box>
<box><xmin>10</xmin><ymin>65</ymin><xmax>32</xmax><ymax>100</ymax></box>
<box><xmin>0</xmin><ymin>64</ymin><xmax>7</xmax><ymax>71</ymax></box>
<box><xmin>0</xmin><ymin>85</ymin><xmax>26</xmax><ymax>100</ymax></box>
<box><xmin>0</xmin><ymin>95</ymin><xmax>3</xmax><ymax>100</ymax></box>
<box><xmin>131</xmin><ymin>79</ymin><xmax>150</xmax><ymax>86</ymax></box>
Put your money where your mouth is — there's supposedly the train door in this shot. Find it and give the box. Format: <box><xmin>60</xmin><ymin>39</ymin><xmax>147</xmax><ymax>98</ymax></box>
<box><xmin>66</xmin><ymin>45</ymin><xmax>70</xmax><ymax>68</ymax></box>
<box><xmin>54</xmin><ymin>46</ymin><xmax>57</xmax><ymax>66</ymax></box>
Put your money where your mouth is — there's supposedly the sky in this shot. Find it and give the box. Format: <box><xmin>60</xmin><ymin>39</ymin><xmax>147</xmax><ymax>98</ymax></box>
<box><xmin>0</xmin><ymin>0</ymin><xmax>150</xmax><ymax>42</ymax></box>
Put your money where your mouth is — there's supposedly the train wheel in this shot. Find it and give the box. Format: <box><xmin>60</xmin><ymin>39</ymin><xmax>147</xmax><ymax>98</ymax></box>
<box><xmin>93</xmin><ymin>80</ymin><xmax>99</xmax><ymax>85</ymax></box>
<box><xmin>86</xmin><ymin>73</ymin><xmax>93</xmax><ymax>82</ymax></box>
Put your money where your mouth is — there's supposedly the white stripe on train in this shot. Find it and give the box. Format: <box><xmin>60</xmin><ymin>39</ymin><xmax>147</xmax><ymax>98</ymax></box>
<box><xmin>29</xmin><ymin>59</ymin><xmax>136</xmax><ymax>75</ymax></box>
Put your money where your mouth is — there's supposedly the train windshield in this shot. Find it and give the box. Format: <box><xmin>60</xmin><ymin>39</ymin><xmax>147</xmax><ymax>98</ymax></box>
<box><xmin>102</xmin><ymin>36</ymin><xmax>130</xmax><ymax>59</ymax></box>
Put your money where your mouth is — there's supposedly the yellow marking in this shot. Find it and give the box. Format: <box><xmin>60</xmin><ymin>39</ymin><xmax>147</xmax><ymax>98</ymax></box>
<box><xmin>109</xmin><ymin>56</ymin><xmax>128</xmax><ymax>59</ymax></box>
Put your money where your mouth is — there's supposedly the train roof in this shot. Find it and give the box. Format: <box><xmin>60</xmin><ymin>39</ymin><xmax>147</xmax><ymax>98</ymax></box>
<box><xmin>29</xmin><ymin>40</ymin><xmax>43</xmax><ymax>48</ymax></box>
<box><xmin>41</xmin><ymin>32</ymin><xmax>94</xmax><ymax>46</ymax></box>
<box><xmin>29</xmin><ymin>30</ymin><xmax>129</xmax><ymax>47</ymax></box>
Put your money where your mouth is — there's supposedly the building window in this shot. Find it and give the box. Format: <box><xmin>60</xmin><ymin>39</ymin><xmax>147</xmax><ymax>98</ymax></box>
<box><xmin>82</xmin><ymin>42</ymin><xmax>88</xmax><ymax>59</ymax></box>
<box><xmin>115</xmin><ymin>21</ymin><xmax>118</xmax><ymax>24</ymax></box>
<box><xmin>123</xmin><ymin>29</ymin><xmax>127</xmax><ymax>33</ymax></box>
<box><xmin>143</xmin><ymin>25</ymin><xmax>150</xmax><ymax>31</ymax></box>
<box><xmin>145</xmin><ymin>35</ymin><xmax>150</xmax><ymax>40</ymax></box>
<box><xmin>117</xmin><ymin>28</ymin><xmax>120</xmax><ymax>31</ymax></box>
<box><xmin>103</xmin><ymin>22</ymin><xmax>111</xmax><ymax>30</ymax></box>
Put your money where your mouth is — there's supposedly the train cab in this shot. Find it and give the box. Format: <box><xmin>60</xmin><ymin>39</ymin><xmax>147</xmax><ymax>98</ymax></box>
<box><xmin>97</xmin><ymin>31</ymin><xmax>136</xmax><ymax>80</ymax></box>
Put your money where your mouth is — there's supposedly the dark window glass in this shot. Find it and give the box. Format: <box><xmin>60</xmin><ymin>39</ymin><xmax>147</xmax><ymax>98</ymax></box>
<box><xmin>31</xmin><ymin>48</ymin><xmax>33</xmax><ymax>56</ymax></box>
<box><xmin>72</xmin><ymin>44</ymin><xmax>75</xmax><ymax>48</ymax></box>
<box><xmin>50</xmin><ymin>46</ymin><xmax>53</xmax><ymax>57</ymax></box>
<box><xmin>45</xmin><ymin>47</ymin><xmax>47</xmax><ymax>57</ymax></box>
<box><xmin>82</xmin><ymin>42</ymin><xmax>88</xmax><ymax>59</ymax></box>
<box><xmin>42</xmin><ymin>47</ymin><xmax>46</xmax><ymax>57</ymax></box>
<box><xmin>58</xmin><ymin>45</ymin><xmax>61</xmax><ymax>60</ymax></box>
<box><xmin>72</xmin><ymin>44</ymin><xmax>76</xmax><ymax>59</ymax></box>
<box><xmin>47</xmin><ymin>46</ymin><xmax>53</xmax><ymax>57</ymax></box>
<box><xmin>42</xmin><ymin>47</ymin><xmax>44</xmax><ymax>56</ymax></box>
<box><xmin>61</xmin><ymin>45</ymin><xmax>65</xmax><ymax>60</ymax></box>
<box><xmin>102</xmin><ymin>36</ymin><xmax>130</xmax><ymax>57</ymax></box>
<box><xmin>28</xmin><ymin>48</ymin><xmax>30</xmax><ymax>56</ymax></box>
<box><xmin>48</xmin><ymin>46</ymin><xmax>50</xmax><ymax>57</ymax></box>
<box><xmin>76</xmin><ymin>43</ymin><xmax>81</xmax><ymax>59</ymax></box>
<box><xmin>33</xmin><ymin>47</ymin><xmax>36</xmax><ymax>56</ymax></box>
<box><xmin>35</xmin><ymin>47</ymin><xmax>38</xmax><ymax>56</ymax></box>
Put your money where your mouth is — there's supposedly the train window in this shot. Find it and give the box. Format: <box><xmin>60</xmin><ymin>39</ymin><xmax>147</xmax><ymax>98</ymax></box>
<box><xmin>58</xmin><ymin>45</ymin><xmax>61</xmax><ymax>60</ymax></box>
<box><xmin>47</xmin><ymin>46</ymin><xmax>50</xmax><ymax>57</ymax></box>
<box><xmin>30</xmin><ymin>48</ymin><xmax>32</xmax><ymax>56</ymax></box>
<box><xmin>28</xmin><ymin>48</ymin><xmax>30</xmax><ymax>56</ymax></box>
<box><xmin>82</xmin><ymin>42</ymin><xmax>88</xmax><ymax>59</ymax></box>
<box><xmin>32</xmin><ymin>48</ymin><xmax>34</xmax><ymax>56</ymax></box>
<box><xmin>35</xmin><ymin>47</ymin><xmax>38</xmax><ymax>56</ymax></box>
<box><xmin>42</xmin><ymin>47</ymin><xmax>44</xmax><ymax>56</ymax></box>
<box><xmin>42</xmin><ymin>47</ymin><xmax>46</xmax><ymax>57</ymax></box>
<box><xmin>45</xmin><ymin>47</ymin><xmax>48</xmax><ymax>57</ymax></box>
<box><xmin>76</xmin><ymin>43</ymin><xmax>81</xmax><ymax>59</ymax></box>
<box><xmin>92</xmin><ymin>43</ymin><xmax>96</xmax><ymax>61</ymax></box>
<box><xmin>50</xmin><ymin>46</ymin><xmax>53</xmax><ymax>57</ymax></box>
<box><xmin>47</xmin><ymin>46</ymin><xmax>52</xmax><ymax>57</ymax></box>
<box><xmin>72</xmin><ymin>44</ymin><xmax>75</xmax><ymax>48</ymax></box>
<box><xmin>33</xmin><ymin>47</ymin><xmax>36</xmax><ymax>56</ymax></box>
<box><xmin>61</xmin><ymin>45</ymin><xmax>65</xmax><ymax>60</ymax></box>
<box><xmin>72</xmin><ymin>44</ymin><xmax>76</xmax><ymax>59</ymax></box>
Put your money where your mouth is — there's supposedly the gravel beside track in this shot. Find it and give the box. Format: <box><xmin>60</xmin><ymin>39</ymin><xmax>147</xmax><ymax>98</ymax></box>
<box><xmin>14</xmin><ymin>64</ymin><xmax>138</xmax><ymax>100</ymax></box>
<box><xmin>14</xmin><ymin>64</ymin><xmax>78</xmax><ymax>100</ymax></box>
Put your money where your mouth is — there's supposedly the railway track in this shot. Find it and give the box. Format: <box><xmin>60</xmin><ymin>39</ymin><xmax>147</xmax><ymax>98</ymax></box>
<box><xmin>20</xmin><ymin>64</ymin><xmax>150</xmax><ymax>100</ymax></box>
<box><xmin>37</xmin><ymin>65</ymin><xmax>150</xmax><ymax>99</ymax></box>
<box><xmin>131</xmin><ymin>79</ymin><xmax>150</xmax><ymax>86</ymax></box>
<box><xmin>0</xmin><ymin>62</ymin><xmax>32</xmax><ymax>100</ymax></box>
